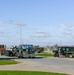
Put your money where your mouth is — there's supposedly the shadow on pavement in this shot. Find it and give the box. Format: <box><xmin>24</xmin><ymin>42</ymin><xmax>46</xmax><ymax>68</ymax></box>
<box><xmin>0</xmin><ymin>56</ymin><xmax>45</xmax><ymax>60</ymax></box>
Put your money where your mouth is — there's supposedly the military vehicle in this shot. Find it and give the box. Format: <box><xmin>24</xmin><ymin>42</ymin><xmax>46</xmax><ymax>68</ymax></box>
<box><xmin>15</xmin><ymin>44</ymin><xmax>36</xmax><ymax>58</ymax></box>
<box><xmin>53</xmin><ymin>46</ymin><xmax>74</xmax><ymax>58</ymax></box>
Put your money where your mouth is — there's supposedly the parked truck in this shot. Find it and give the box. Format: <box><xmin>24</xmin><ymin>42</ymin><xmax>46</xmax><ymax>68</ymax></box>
<box><xmin>53</xmin><ymin>46</ymin><xmax>74</xmax><ymax>58</ymax></box>
<box><xmin>12</xmin><ymin>44</ymin><xmax>44</xmax><ymax>58</ymax></box>
<box><xmin>13</xmin><ymin>44</ymin><xmax>36</xmax><ymax>58</ymax></box>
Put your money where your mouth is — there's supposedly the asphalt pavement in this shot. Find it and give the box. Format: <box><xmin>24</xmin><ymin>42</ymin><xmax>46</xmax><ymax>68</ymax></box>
<box><xmin>0</xmin><ymin>56</ymin><xmax>74</xmax><ymax>75</ymax></box>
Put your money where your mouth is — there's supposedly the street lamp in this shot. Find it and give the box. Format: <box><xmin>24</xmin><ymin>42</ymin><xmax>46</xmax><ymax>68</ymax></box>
<box><xmin>17</xmin><ymin>23</ymin><xmax>25</xmax><ymax>45</ymax></box>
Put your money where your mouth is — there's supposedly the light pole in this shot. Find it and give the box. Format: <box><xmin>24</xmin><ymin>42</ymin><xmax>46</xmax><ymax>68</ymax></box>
<box><xmin>17</xmin><ymin>23</ymin><xmax>25</xmax><ymax>45</ymax></box>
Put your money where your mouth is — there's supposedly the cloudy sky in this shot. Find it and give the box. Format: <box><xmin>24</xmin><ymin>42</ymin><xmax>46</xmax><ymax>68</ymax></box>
<box><xmin>0</xmin><ymin>0</ymin><xmax>74</xmax><ymax>46</ymax></box>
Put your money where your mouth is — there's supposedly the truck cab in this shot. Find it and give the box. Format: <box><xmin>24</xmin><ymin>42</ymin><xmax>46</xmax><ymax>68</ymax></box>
<box><xmin>0</xmin><ymin>44</ymin><xmax>6</xmax><ymax>55</ymax></box>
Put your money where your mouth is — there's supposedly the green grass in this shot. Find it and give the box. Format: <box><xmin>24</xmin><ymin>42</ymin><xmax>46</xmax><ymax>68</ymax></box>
<box><xmin>0</xmin><ymin>60</ymin><xmax>20</xmax><ymax>65</ymax></box>
<box><xmin>0</xmin><ymin>71</ymin><xmax>68</xmax><ymax>75</ymax></box>
<box><xmin>37</xmin><ymin>53</ymin><xmax>53</xmax><ymax>57</ymax></box>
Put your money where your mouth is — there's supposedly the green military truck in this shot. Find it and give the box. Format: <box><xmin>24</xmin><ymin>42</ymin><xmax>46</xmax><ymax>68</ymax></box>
<box><xmin>15</xmin><ymin>44</ymin><xmax>36</xmax><ymax>58</ymax></box>
<box><xmin>53</xmin><ymin>46</ymin><xmax>74</xmax><ymax>58</ymax></box>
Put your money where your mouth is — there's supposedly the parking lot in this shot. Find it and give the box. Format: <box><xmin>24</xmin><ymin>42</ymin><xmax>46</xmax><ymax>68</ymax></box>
<box><xmin>0</xmin><ymin>56</ymin><xmax>74</xmax><ymax>75</ymax></box>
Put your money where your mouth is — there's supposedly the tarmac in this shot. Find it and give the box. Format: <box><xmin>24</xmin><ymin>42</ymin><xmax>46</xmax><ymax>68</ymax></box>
<box><xmin>0</xmin><ymin>56</ymin><xmax>74</xmax><ymax>75</ymax></box>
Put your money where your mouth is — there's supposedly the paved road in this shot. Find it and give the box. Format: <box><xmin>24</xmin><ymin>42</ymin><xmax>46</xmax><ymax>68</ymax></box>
<box><xmin>0</xmin><ymin>56</ymin><xmax>74</xmax><ymax>75</ymax></box>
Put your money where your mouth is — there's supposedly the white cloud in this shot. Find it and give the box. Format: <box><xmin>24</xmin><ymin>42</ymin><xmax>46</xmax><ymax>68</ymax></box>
<box><xmin>61</xmin><ymin>24</ymin><xmax>74</xmax><ymax>31</ymax></box>
<box><xmin>61</xmin><ymin>23</ymin><xmax>74</xmax><ymax>38</ymax></box>
<box><xmin>63</xmin><ymin>31</ymin><xmax>72</xmax><ymax>35</ymax></box>
<box><xmin>33</xmin><ymin>29</ymin><xmax>51</xmax><ymax>37</ymax></box>
<box><xmin>34</xmin><ymin>33</ymin><xmax>45</xmax><ymax>37</ymax></box>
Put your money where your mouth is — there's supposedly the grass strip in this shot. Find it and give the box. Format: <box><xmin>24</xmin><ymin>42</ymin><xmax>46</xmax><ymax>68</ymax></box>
<box><xmin>0</xmin><ymin>60</ymin><xmax>19</xmax><ymax>65</ymax></box>
<box><xmin>37</xmin><ymin>53</ymin><xmax>53</xmax><ymax>57</ymax></box>
<box><xmin>0</xmin><ymin>71</ymin><xmax>68</xmax><ymax>75</ymax></box>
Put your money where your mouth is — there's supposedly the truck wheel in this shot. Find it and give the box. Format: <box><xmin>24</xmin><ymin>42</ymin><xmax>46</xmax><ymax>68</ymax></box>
<box><xmin>18</xmin><ymin>56</ymin><xmax>23</xmax><ymax>58</ymax></box>
<box><xmin>28</xmin><ymin>57</ymin><xmax>31</xmax><ymax>58</ymax></box>
<box><xmin>18</xmin><ymin>56</ymin><xmax>21</xmax><ymax>58</ymax></box>
<box><xmin>32</xmin><ymin>57</ymin><xmax>35</xmax><ymax>58</ymax></box>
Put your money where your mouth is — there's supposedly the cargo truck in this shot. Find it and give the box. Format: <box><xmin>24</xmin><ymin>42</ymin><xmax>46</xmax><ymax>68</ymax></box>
<box><xmin>53</xmin><ymin>46</ymin><xmax>74</xmax><ymax>58</ymax></box>
<box><xmin>15</xmin><ymin>44</ymin><xmax>36</xmax><ymax>58</ymax></box>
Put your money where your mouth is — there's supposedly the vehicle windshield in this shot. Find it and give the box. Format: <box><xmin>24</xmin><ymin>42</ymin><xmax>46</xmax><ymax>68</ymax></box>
<box><xmin>21</xmin><ymin>45</ymin><xmax>33</xmax><ymax>49</ymax></box>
